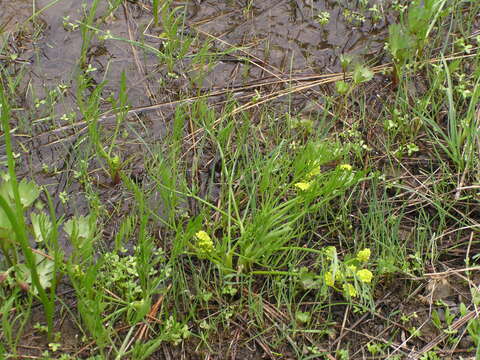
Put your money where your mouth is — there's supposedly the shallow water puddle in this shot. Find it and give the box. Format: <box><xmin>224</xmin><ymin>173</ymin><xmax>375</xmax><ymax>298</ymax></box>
<box><xmin>4</xmin><ymin>0</ymin><xmax>394</xmax><ymax>220</ymax></box>
<box><xmin>189</xmin><ymin>0</ymin><xmax>389</xmax><ymax>86</ymax></box>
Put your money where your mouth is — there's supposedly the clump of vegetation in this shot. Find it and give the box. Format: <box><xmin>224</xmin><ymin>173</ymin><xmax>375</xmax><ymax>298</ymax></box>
<box><xmin>1</xmin><ymin>0</ymin><xmax>480</xmax><ymax>358</ymax></box>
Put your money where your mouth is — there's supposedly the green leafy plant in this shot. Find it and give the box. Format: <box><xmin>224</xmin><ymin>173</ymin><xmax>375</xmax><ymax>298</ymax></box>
<box><xmin>335</xmin><ymin>63</ymin><xmax>374</xmax><ymax>113</ymax></box>
<box><xmin>0</xmin><ymin>84</ymin><xmax>61</xmax><ymax>339</ymax></box>
<box><xmin>460</xmin><ymin>303</ymin><xmax>480</xmax><ymax>358</ymax></box>
<box><xmin>0</xmin><ymin>174</ymin><xmax>40</xmax><ymax>266</ymax></box>
<box><xmin>159</xmin><ymin>1</ymin><xmax>194</xmax><ymax>73</ymax></box>
<box><xmin>77</xmin><ymin>71</ymin><xmax>132</xmax><ymax>185</ymax></box>
<box><xmin>187</xmin><ymin>140</ymin><xmax>365</xmax><ymax>274</ymax></box>
<box><xmin>387</xmin><ymin>0</ymin><xmax>447</xmax><ymax>84</ymax></box>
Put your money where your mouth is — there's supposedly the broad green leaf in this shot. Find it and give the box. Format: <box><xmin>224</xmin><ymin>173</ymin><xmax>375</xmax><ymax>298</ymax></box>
<box><xmin>18</xmin><ymin>179</ymin><xmax>40</xmax><ymax>208</ymax></box>
<box><xmin>64</xmin><ymin>215</ymin><xmax>95</xmax><ymax>242</ymax></box>
<box><xmin>0</xmin><ymin>175</ymin><xmax>40</xmax><ymax>208</ymax></box>
<box><xmin>15</xmin><ymin>253</ymin><xmax>54</xmax><ymax>294</ymax></box>
<box><xmin>388</xmin><ymin>24</ymin><xmax>414</xmax><ymax>63</ymax></box>
<box><xmin>31</xmin><ymin>212</ymin><xmax>52</xmax><ymax>243</ymax></box>
<box><xmin>0</xmin><ymin>206</ymin><xmax>12</xmax><ymax>238</ymax></box>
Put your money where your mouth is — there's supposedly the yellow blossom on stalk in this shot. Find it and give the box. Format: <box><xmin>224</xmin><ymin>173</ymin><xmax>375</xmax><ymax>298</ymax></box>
<box><xmin>343</xmin><ymin>283</ymin><xmax>357</xmax><ymax>297</ymax></box>
<box><xmin>334</xmin><ymin>270</ymin><xmax>343</xmax><ymax>281</ymax></box>
<box><xmin>195</xmin><ymin>231</ymin><xmax>214</xmax><ymax>254</ymax></box>
<box><xmin>324</xmin><ymin>246</ymin><xmax>336</xmax><ymax>259</ymax></box>
<box><xmin>294</xmin><ymin>181</ymin><xmax>312</xmax><ymax>191</ymax></box>
<box><xmin>339</xmin><ymin>164</ymin><xmax>353</xmax><ymax>171</ymax></box>
<box><xmin>347</xmin><ymin>265</ymin><xmax>357</xmax><ymax>275</ymax></box>
<box><xmin>307</xmin><ymin>166</ymin><xmax>321</xmax><ymax>178</ymax></box>
<box><xmin>356</xmin><ymin>269</ymin><xmax>373</xmax><ymax>283</ymax></box>
<box><xmin>324</xmin><ymin>271</ymin><xmax>335</xmax><ymax>287</ymax></box>
<box><xmin>356</xmin><ymin>248</ymin><xmax>371</xmax><ymax>262</ymax></box>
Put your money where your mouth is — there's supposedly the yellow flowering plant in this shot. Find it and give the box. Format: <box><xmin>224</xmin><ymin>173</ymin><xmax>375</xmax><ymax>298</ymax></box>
<box><xmin>343</xmin><ymin>283</ymin><xmax>357</xmax><ymax>298</ymax></box>
<box><xmin>357</xmin><ymin>248</ymin><xmax>371</xmax><ymax>262</ymax></box>
<box><xmin>339</xmin><ymin>163</ymin><xmax>353</xmax><ymax>171</ymax></box>
<box><xmin>294</xmin><ymin>181</ymin><xmax>312</xmax><ymax>191</ymax></box>
<box><xmin>321</xmin><ymin>246</ymin><xmax>374</xmax><ymax>300</ymax></box>
<box><xmin>194</xmin><ymin>230</ymin><xmax>215</xmax><ymax>257</ymax></box>
<box><xmin>293</xmin><ymin>161</ymin><xmax>320</xmax><ymax>192</ymax></box>
<box><xmin>188</xmin><ymin>140</ymin><xmax>365</xmax><ymax>275</ymax></box>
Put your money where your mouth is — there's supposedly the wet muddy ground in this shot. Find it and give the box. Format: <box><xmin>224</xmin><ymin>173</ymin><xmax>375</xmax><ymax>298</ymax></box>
<box><xmin>2</xmin><ymin>0</ymin><xmax>480</xmax><ymax>359</ymax></box>
<box><xmin>2</xmin><ymin>0</ymin><xmax>397</xmax><ymax>221</ymax></box>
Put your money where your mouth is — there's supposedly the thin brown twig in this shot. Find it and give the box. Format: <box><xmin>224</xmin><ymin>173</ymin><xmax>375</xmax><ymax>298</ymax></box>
<box><xmin>409</xmin><ymin>310</ymin><xmax>479</xmax><ymax>360</ymax></box>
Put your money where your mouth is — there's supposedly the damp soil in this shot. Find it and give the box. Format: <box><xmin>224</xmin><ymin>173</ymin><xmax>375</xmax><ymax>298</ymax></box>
<box><xmin>2</xmin><ymin>0</ymin><xmax>396</xmax><ymax>245</ymax></box>
<box><xmin>1</xmin><ymin>0</ymin><xmax>479</xmax><ymax>359</ymax></box>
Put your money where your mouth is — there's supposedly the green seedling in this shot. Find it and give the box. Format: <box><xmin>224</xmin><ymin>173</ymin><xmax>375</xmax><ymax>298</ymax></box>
<box><xmin>366</xmin><ymin>342</ymin><xmax>385</xmax><ymax>356</ymax></box>
<box><xmin>432</xmin><ymin>303</ymin><xmax>457</xmax><ymax>336</ymax></box>
<box><xmin>459</xmin><ymin>303</ymin><xmax>480</xmax><ymax>358</ymax></box>
<box><xmin>335</xmin><ymin>63</ymin><xmax>374</xmax><ymax>113</ymax></box>
<box><xmin>335</xmin><ymin>80</ymin><xmax>349</xmax><ymax>96</ymax></box>
<box><xmin>77</xmin><ymin>72</ymin><xmax>130</xmax><ymax>185</ymax></box>
<box><xmin>160</xmin><ymin>1</ymin><xmax>194</xmax><ymax>73</ymax></box>
<box><xmin>295</xmin><ymin>311</ymin><xmax>311</xmax><ymax>324</ymax></box>
<box><xmin>340</xmin><ymin>54</ymin><xmax>354</xmax><ymax>78</ymax></box>
<box><xmin>352</xmin><ymin>64</ymin><xmax>374</xmax><ymax>85</ymax></box>
<box><xmin>387</xmin><ymin>23</ymin><xmax>414</xmax><ymax>86</ymax></box>
<box><xmin>315</xmin><ymin>11</ymin><xmax>330</xmax><ymax>26</ymax></box>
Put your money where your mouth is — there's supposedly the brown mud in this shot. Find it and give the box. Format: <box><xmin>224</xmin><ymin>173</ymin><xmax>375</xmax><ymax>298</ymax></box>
<box><xmin>2</xmin><ymin>0</ymin><xmax>395</xmax><ymax>236</ymax></box>
<box><xmin>1</xmin><ymin>0</ymin><xmax>479</xmax><ymax>359</ymax></box>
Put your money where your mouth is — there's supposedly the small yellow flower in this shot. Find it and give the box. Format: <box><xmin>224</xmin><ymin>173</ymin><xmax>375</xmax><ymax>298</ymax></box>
<box><xmin>357</xmin><ymin>248</ymin><xmax>371</xmax><ymax>262</ymax></box>
<box><xmin>324</xmin><ymin>271</ymin><xmax>335</xmax><ymax>287</ymax></box>
<box><xmin>307</xmin><ymin>166</ymin><xmax>321</xmax><ymax>178</ymax></box>
<box><xmin>195</xmin><ymin>231</ymin><xmax>214</xmax><ymax>254</ymax></box>
<box><xmin>334</xmin><ymin>270</ymin><xmax>344</xmax><ymax>281</ymax></box>
<box><xmin>294</xmin><ymin>181</ymin><xmax>312</xmax><ymax>191</ymax></box>
<box><xmin>339</xmin><ymin>164</ymin><xmax>353</xmax><ymax>171</ymax></box>
<box><xmin>343</xmin><ymin>283</ymin><xmax>357</xmax><ymax>297</ymax></box>
<box><xmin>324</xmin><ymin>246</ymin><xmax>337</xmax><ymax>259</ymax></box>
<box><xmin>195</xmin><ymin>231</ymin><xmax>211</xmax><ymax>242</ymax></box>
<box><xmin>356</xmin><ymin>269</ymin><xmax>373</xmax><ymax>283</ymax></box>
<box><xmin>347</xmin><ymin>265</ymin><xmax>357</xmax><ymax>275</ymax></box>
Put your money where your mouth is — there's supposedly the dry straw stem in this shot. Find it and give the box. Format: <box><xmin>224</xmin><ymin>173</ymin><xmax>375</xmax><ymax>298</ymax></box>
<box><xmin>408</xmin><ymin>310</ymin><xmax>478</xmax><ymax>359</ymax></box>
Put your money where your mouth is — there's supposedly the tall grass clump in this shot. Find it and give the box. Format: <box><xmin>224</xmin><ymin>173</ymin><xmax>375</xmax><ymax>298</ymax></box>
<box><xmin>0</xmin><ymin>84</ymin><xmax>59</xmax><ymax>339</ymax></box>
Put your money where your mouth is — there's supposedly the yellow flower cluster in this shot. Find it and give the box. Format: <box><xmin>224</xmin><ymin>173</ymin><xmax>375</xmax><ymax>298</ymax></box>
<box><xmin>324</xmin><ymin>271</ymin><xmax>335</xmax><ymax>287</ymax></box>
<box><xmin>356</xmin><ymin>269</ymin><xmax>373</xmax><ymax>283</ymax></box>
<box><xmin>339</xmin><ymin>164</ymin><xmax>353</xmax><ymax>171</ymax></box>
<box><xmin>307</xmin><ymin>166</ymin><xmax>321</xmax><ymax>178</ymax></box>
<box><xmin>357</xmin><ymin>248</ymin><xmax>371</xmax><ymax>262</ymax></box>
<box><xmin>195</xmin><ymin>231</ymin><xmax>214</xmax><ymax>254</ymax></box>
<box><xmin>294</xmin><ymin>163</ymin><xmax>321</xmax><ymax>191</ymax></box>
<box><xmin>294</xmin><ymin>181</ymin><xmax>312</xmax><ymax>191</ymax></box>
<box><xmin>343</xmin><ymin>283</ymin><xmax>357</xmax><ymax>297</ymax></box>
<box><xmin>323</xmin><ymin>247</ymin><xmax>373</xmax><ymax>298</ymax></box>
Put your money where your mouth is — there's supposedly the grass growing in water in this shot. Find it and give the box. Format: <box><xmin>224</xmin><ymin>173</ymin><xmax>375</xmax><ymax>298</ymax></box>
<box><xmin>1</xmin><ymin>0</ymin><xmax>480</xmax><ymax>358</ymax></box>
